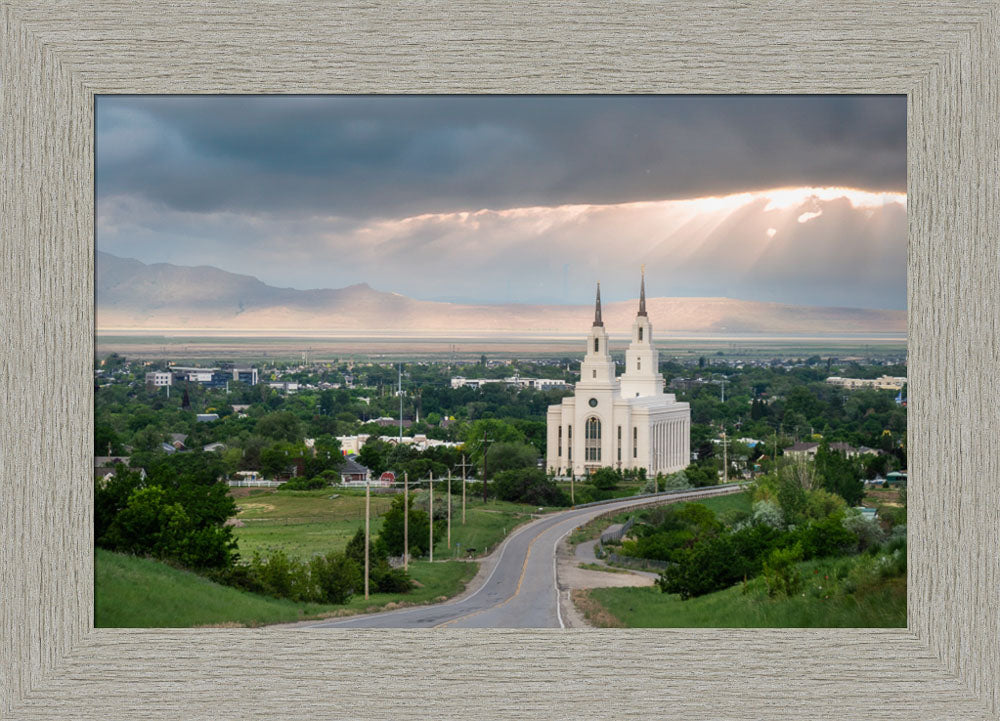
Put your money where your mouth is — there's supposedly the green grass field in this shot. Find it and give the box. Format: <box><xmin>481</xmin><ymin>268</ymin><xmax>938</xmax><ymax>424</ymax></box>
<box><xmin>230</xmin><ymin>488</ymin><xmax>394</xmax><ymax>561</ymax></box>
<box><xmin>580</xmin><ymin>554</ymin><xmax>906</xmax><ymax>628</ymax></box>
<box><xmin>232</xmin><ymin>519</ymin><xmax>384</xmax><ymax>561</ymax></box>
<box><xmin>230</xmin><ymin>487</ymin><xmax>548</xmax><ymax>562</ymax></box>
<box><xmin>428</xmin><ymin>495</ymin><xmax>546</xmax><ymax>558</ymax></box>
<box><xmin>234</xmin><ymin>488</ymin><xmax>394</xmax><ymax>522</ymax></box>
<box><xmin>675</xmin><ymin>489</ymin><xmax>752</xmax><ymax>517</ymax></box>
<box><xmin>95</xmin><ymin>549</ymin><xmax>477</xmax><ymax>627</ymax></box>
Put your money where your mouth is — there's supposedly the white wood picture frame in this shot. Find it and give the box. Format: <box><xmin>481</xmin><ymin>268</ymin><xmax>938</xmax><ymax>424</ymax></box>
<box><xmin>2</xmin><ymin>2</ymin><xmax>998</xmax><ymax>718</ymax></box>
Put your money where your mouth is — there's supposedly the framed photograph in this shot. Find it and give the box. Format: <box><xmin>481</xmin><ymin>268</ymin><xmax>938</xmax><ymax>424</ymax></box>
<box><xmin>3</xmin><ymin>2</ymin><xmax>998</xmax><ymax>719</ymax></box>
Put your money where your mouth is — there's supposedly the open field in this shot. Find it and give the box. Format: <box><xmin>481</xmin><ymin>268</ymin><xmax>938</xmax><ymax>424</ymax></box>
<box><xmin>96</xmin><ymin>332</ymin><xmax>906</xmax><ymax>364</ymax></box>
<box><xmin>229</xmin><ymin>486</ymin><xmax>554</xmax><ymax>562</ymax></box>
<box><xmin>95</xmin><ymin>549</ymin><xmax>478</xmax><ymax>627</ymax></box>
<box><xmin>233</xmin><ymin>488</ymin><xmax>394</xmax><ymax>522</ymax></box>
<box><xmin>230</xmin><ymin>488</ymin><xmax>395</xmax><ymax>561</ymax></box>
<box><xmin>578</xmin><ymin>554</ymin><xmax>906</xmax><ymax>628</ymax></box>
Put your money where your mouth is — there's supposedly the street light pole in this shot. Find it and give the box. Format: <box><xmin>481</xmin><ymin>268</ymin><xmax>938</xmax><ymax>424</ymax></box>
<box><xmin>461</xmin><ymin>453</ymin><xmax>467</xmax><ymax>524</ymax></box>
<box><xmin>403</xmin><ymin>470</ymin><xmax>409</xmax><ymax>571</ymax></box>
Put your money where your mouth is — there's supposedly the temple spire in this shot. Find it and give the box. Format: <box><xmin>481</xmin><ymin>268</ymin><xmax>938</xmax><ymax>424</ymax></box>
<box><xmin>593</xmin><ymin>282</ymin><xmax>603</xmax><ymax>327</ymax></box>
<box><xmin>638</xmin><ymin>265</ymin><xmax>647</xmax><ymax>317</ymax></box>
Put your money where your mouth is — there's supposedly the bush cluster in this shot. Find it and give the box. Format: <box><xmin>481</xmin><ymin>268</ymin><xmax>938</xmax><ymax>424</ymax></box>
<box><xmin>211</xmin><ymin>549</ymin><xmax>362</xmax><ymax>604</ymax></box>
<box><xmin>95</xmin><ymin>455</ymin><xmax>237</xmax><ymax>570</ymax></box>
<box><xmin>492</xmin><ymin>468</ymin><xmax>570</xmax><ymax>506</ymax></box>
<box><xmin>279</xmin><ymin>476</ymin><xmax>330</xmax><ymax>490</ymax></box>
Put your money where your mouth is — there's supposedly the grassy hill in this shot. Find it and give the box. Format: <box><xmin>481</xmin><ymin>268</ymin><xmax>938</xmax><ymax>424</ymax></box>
<box><xmin>575</xmin><ymin>552</ymin><xmax>905</xmax><ymax>628</ymax></box>
<box><xmin>96</xmin><ymin>549</ymin><xmax>477</xmax><ymax>627</ymax></box>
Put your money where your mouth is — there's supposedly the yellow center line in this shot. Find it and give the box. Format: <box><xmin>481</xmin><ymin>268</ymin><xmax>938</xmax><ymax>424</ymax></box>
<box><xmin>433</xmin><ymin>521</ymin><xmax>558</xmax><ymax>628</ymax></box>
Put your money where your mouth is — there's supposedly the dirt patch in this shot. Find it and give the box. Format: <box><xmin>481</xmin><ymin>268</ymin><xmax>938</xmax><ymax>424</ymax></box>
<box><xmin>571</xmin><ymin>589</ymin><xmax>624</xmax><ymax>628</ymax></box>
<box><xmin>560</xmin><ymin>562</ymin><xmax>656</xmax><ymax>590</ymax></box>
<box><xmin>237</xmin><ymin>503</ymin><xmax>277</xmax><ymax>514</ymax></box>
<box><xmin>223</xmin><ymin>518</ymin><xmax>245</xmax><ymax>527</ymax></box>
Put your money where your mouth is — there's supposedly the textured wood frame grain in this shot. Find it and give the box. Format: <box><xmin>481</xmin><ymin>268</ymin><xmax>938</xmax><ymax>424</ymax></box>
<box><xmin>2</xmin><ymin>2</ymin><xmax>999</xmax><ymax>719</ymax></box>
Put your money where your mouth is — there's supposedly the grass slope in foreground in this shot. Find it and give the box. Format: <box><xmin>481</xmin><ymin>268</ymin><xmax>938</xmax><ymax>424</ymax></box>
<box><xmin>96</xmin><ymin>548</ymin><xmax>477</xmax><ymax>628</ymax></box>
<box><xmin>577</xmin><ymin>554</ymin><xmax>905</xmax><ymax>628</ymax></box>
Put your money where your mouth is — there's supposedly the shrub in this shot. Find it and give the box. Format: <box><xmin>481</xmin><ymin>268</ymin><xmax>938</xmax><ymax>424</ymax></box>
<box><xmin>751</xmin><ymin>499</ymin><xmax>784</xmax><ymax>529</ymax></box>
<box><xmin>795</xmin><ymin>513</ymin><xmax>858</xmax><ymax>559</ymax></box>
<box><xmin>493</xmin><ymin>468</ymin><xmax>569</xmax><ymax>506</ymax></box>
<box><xmin>309</xmin><ymin>551</ymin><xmax>362</xmax><ymax>603</ymax></box>
<box><xmin>589</xmin><ymin>467</ymin><xmax>622</xmax><ymax>491</ymax></box>
<box><xmin>642</xmin><ymin>471</ymin><xmax>690</xmax><ymax>493</ymax></box>
<box><xmin>762</xmin><ymin>544</ymin><xmax>804</xmax><ymax>597</ymax></box>
<box><xmin>842</xmin><ymin>510</ymin><xmax>887</xmax><ymax>551</ymax></box>
<box><xmin>657</xmin><ymin>533</ymin><xmax>740</xmax><ymax>599</ymax></box>
<box><xmin>280</xmin><ymin>476</ymin><xmax>329</xmax><ymax>490</ymax></box>
<box><xmin>803</xmin><ymin>488</ymin><xmax>847</xmax><ymax>520</ymax></box>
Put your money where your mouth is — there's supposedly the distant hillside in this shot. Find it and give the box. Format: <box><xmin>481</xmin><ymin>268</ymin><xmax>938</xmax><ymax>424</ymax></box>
<box><xmin>96</xmin><ymin>252</ymin><xmax>906</xmax><ymax>334</ymax></box>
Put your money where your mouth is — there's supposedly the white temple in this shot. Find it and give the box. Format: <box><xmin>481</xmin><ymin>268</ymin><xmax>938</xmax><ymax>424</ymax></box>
<box><xmin>546</xmin><ymin>272</ymin><xmax>691</xmax><ymax>477</ymax></box>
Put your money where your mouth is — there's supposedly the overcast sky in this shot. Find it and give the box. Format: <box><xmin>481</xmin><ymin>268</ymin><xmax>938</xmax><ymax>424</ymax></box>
<box><xmin>96</xmin><ymin>95</ymin><xmax>906</xmax><ymax>309</ymax></box>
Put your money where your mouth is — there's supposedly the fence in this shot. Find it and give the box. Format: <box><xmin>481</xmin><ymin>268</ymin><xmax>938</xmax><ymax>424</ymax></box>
<box><xmin>227</xmin><ymin>479</ymin><xmax>283</xmax><ymax>488</ymax></box>
<box><xmin>600</xmin><ymin>516</ymin><xmax>636</xmax><ymax>544</ymax></box>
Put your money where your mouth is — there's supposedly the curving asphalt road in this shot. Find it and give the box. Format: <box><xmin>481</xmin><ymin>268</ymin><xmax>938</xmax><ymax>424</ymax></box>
<box><xmin>310</xmin><ymin>485</ymin><xmax>742</xmax><ymax>629</ymax></box>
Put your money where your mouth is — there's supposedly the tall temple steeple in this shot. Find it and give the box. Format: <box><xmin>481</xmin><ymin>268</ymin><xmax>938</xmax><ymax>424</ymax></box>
<box><xmin>578</xmin><ymin>281</ymin><xmax>616</xmax><ymax>389</ymax></box>
<box><xmin>638</xmin><ymin>265</ymin><xmax>647</xmax><ymax>317</ymax></box>
<box><xmin>619</xmin><ymin>268</ymin><xmax>663</xmax><ymax>398</ymax></box>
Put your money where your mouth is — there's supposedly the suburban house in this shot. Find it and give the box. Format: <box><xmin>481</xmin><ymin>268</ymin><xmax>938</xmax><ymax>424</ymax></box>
<box><xmin>339</xmin><ymin>457</ymin><xmax>371</xmax><ymax>486</ymax></box>
<box><xmin>94</xmin><ymin>456</ymin><xmax>145</xmax><ymax>484</ymax></box>
<box><xmin>785</xmin><ymin>441</ymin><xmax>871</xmax><ymax>461</ymax></box>
<box><xmin>783</xmin><ymin>442</ymin><xmax>819</xmax><ymax>461</ymax></box>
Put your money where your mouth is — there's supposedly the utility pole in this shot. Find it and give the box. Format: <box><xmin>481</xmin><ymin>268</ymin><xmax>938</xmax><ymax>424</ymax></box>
<box><xmin>403</xmin><ymin>471</ymin><xmax>409</xmax><ymax>571</ymax></box>
<box><xmin>429</xmin><ymin>471</ymin><xmax>434</xmax><ymax>563</ymax></box>
<box><xmin>459</xmin><ymin>454</ymin><xmax>469</xmax><ymax>524</ymax></box>
<box><xmin>398</xmin><ymin>364</ymin><xmax>403</xmax><ymax>443</ymax></box>
<box><xmin>482</xmin><ymin>431</ymin><xmax>492</xmax><ymax>504</ymax></box>
<box><xmin>364</xmin><ymin>474</ymin><xmax>370</xmax><ymax>600</ymax></box>
<box><xmin>447</xmin><ymin>470</ymin><xmax>452</xmax><ymax>549</ymax></box>
<box><xmin>722</xmin><ymin>429</ymin><xmax>728</xmax><ymax>485</ymax></box>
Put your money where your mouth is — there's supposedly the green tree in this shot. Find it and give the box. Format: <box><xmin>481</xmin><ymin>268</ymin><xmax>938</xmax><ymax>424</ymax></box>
<box><xmin>588</xmin><ymin>466</ymin><xmax>621</xmax><ymax>491</ymax></box>
<box><xmin>482</xmin><ymin>441</ymin><xmax>538</xmax><ymax>474</ymax></box>
<box><xmin>309</xmin><ymin>551</ymin><xmax>362</xmax><ymax>604</ymax></box>
<box><xmin>256</xmin><ymin>411</ymin><xmax>304</xmax><ymax>443</ymax></box>
<box><xmin>492</xmin><ymin>468</ymin><xmax>569</xmax><ymax>506</ymax></box>
<box><xmin>378</xmin><ymin>494</ymin><xmax>431</xmax><ymax>557</ymax></box>
<box><xmin>357</xmin><ymin>438</ymin><xmax>392</xmax><ymax>477</ymax></box>
<box><xmin>814</xmin><ymin>442</ymin><xmax>865</xmax><ymax>506</ymax></box>
<box><xmin>762</xmin><ymin>543</ymin><xmax>804</xmax><ymax>597</ymax></box>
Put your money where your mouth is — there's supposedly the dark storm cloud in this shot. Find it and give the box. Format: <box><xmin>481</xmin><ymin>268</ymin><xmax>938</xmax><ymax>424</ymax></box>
<box><xmin>96</xmin><ymin>95</ymin><xmax>905</xmax><ymax>219</ymax></box>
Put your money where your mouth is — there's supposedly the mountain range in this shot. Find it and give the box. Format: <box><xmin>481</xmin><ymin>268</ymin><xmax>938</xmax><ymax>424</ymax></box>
<box><xmin>96</xmin><ymin>251</ymin><xmax>905</xmax><ymax>335</ymax></box>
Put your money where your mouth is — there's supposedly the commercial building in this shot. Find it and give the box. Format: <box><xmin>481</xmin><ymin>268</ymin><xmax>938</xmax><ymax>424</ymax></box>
<box><xmin>145</xmin><ymin>371</ymin><xmax>173</xmax><ymax>387</ymax></box>
<box><xmin>169</xmin><ymin>366</ymin><xmax>259</xmax><ymax>388</ymax></box>
<box><xmin>826</xmin><ymin>375</ymin><xmax>907</xmax><ymax>391</ymax></box>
